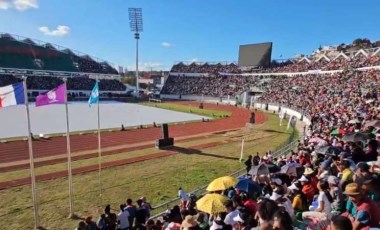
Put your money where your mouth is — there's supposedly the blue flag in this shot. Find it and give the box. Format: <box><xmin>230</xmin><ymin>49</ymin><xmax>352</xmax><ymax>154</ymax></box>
<box><xmin>88</xmin><ymin>82</ymin><xmax>99</xmax><ymax>107</ymax></box>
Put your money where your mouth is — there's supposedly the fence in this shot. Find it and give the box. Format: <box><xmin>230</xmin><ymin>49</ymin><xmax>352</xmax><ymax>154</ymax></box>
<box><xmin>148</xmin><ymin>137</ymin><xmax>300</xmax><ymax>220</ymax></box>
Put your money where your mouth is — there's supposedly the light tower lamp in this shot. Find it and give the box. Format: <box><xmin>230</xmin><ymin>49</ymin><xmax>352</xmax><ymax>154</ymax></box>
<box><xmin>128</xmin><ymin>8</ymin><xmax>143</xmax><ymax>94</ymax></box>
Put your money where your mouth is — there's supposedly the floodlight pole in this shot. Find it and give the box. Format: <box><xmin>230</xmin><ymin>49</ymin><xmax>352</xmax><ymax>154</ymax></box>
<box><xmin>135</xmin><ymin>33</ymin><xmax>140</xmax><ymax>92</ymax></box>
<box><xmin>129</xmin><ymin>8</ymin><xmax>143</xmax><ymax>96</ymax></box>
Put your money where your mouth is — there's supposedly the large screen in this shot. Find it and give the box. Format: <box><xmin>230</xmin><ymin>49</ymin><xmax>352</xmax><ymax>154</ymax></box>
<box><xmin>238</xmin><ymin>42</ymin><xmax>272</xmax><ymax>67</ymax></box>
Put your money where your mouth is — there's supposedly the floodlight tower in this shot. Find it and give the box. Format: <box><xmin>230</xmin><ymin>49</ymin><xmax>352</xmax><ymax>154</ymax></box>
<box><xmin>129</xmin><ymin>8</ymin><xmax>143</xmax><ymax>93</ymax></box>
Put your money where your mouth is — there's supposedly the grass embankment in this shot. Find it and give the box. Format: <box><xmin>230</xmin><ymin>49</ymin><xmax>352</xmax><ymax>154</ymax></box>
<box><xmin>143</xmin><ymin>102</ymin><xmax>231</xmax><ymax>118</ymax></box>
<box><xmin>0</xmin><ymin>114</ymin><xmax>296</xmax><ymax>230</ymax></box>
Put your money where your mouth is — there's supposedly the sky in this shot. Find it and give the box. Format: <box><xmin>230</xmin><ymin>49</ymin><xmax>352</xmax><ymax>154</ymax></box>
<box><xmin>1</xmin><ymin>0</ymin><xmax>380</xmax><ymax>71</ymax></box>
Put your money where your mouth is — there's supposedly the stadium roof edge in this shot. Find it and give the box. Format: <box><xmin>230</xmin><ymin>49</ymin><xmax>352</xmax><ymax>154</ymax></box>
<box><xmin>0</xmin><ymin>32</ymin><xmax>117</xmax><ymax>69</ymax></box>
<box><xmin>0</xmin><ymin>67</ymin><xmax>121</xmax><ymax>78</ymax></box>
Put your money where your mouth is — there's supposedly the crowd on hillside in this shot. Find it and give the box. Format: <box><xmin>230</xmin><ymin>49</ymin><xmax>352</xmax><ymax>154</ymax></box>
<box><xmin>0</xmin><ymin>75</ymin><xmax>126</xmax><ymax>91</ymax></box>
<box><xmin>170</xmin><ymin>55</ymin><xmax>380</xmax><ymax>74</ymax></box>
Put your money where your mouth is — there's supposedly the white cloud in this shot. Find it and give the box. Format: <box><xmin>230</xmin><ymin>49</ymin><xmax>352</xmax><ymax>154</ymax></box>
<box><xmin>39</xmin><ymin>25</ymin><xmax>70</xmax><ymax>36</ymax></box>
<box><xmin>190</xmin><ymin>58</ymin><xmax>199</xmax><ymax>63</ymax></box>
<box><xmin>0</xmin><ymin>0</ymin><xmax>38</xmax><ymax>11</ymax></box>
<box><xmin>161</xmin><ymin>42</ymin><xmax>172</xmax><ymax>48</ymax></box>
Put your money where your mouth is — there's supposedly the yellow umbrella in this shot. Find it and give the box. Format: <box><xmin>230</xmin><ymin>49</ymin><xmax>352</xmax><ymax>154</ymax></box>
<box><xmin>206</xmin><ymin>176</ymin><xmax>237</xmax><ymax>192</ymax></box>
<box><xmin>196</xmin><ymin>194</ymin><xmax>229</xmax><ymax>214</ymax></box>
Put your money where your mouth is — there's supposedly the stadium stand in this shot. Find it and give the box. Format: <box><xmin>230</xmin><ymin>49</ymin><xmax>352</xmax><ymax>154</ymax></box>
<box><xmin>0</xmin><ymin>33</ymin><xmax>124</xmax><ymax>93</ymax></box>
<box><xmin>170</xmin><ymin>40</ymin><xmax>380</xmax><ymax>74</ymax></box>
<box><xmin>71</xmin><ymin>41</ymin><xmax>380</xmax><ymax>230</ymax></box>
<box><xmin>0</xmin><ymin>33</ymin><xmax>118</xmax><ymax>74</ymax></box>
<box><xmin>0</xmin><ymin>75</ymin><xmax>126</xmax><ymax>91</ymax></box>
<box><xmin>161</xmin><ymin>75</ymin><xmax>261</xmax><ymax>97</ymax></box>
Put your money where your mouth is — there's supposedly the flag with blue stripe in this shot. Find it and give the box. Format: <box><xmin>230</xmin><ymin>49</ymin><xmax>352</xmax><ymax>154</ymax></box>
<box><xmin>88</xmin><ymin>82</ymin><xmax>99</xmax><ymax>107</ymax></box>
<box><xmin>0</xmin><ymin>83</ymin><xmax>25</xmax><ymax>108</ymax></box>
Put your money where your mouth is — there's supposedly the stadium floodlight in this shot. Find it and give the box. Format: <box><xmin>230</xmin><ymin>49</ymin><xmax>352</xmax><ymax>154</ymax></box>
<box><xmin>129</xmin><ymin>8</ymin><xmax>143</xmax><ymax>93</ymax></box>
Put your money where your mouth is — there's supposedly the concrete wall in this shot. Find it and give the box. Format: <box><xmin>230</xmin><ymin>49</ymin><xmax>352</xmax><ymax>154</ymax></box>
<box><xmin>253</xmin><ymin>103</ymin><xmax>311</xmax><ymax>126</ymax></box>
<box><xmin>160</xmin><ymin>94</ymin><xmax>311</xmax><ymax>126</ymax></box>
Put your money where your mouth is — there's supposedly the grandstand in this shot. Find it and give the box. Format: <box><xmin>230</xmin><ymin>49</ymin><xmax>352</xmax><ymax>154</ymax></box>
<box><xmin>0</xmin><ymin>33</ymin><xmax>118</xmax><ymax>74</ymax></box>
<box><xmin>169</xmin><ymin>39</ymin><xmax>380</xmax><ymax>74</ymax></box>
<box><xmin>0</xmin><ymin>33</ymin><xmax>127</xmax><ymax>94</ymax></box>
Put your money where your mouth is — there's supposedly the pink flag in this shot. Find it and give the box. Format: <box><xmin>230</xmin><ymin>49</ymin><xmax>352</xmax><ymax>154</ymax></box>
<box><xmin>36</xmin><ymin>83</ymin><xmax>66</xmax><ymax>107</ymax></box>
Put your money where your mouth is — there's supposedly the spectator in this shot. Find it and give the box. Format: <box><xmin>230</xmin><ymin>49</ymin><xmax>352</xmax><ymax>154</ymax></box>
<box><xmin>178</xmin><ymin>187</ymin><xmax>188</xmax><ymax>209</ymax></box>
<box><xmin>223</xmin><ymin>200</ymin><xmax>239</xmax><ymax>227</ymax></box>
<box><xmin>272</xmin><ymin>209</ymin><xmax>294</xmax><ymax>230</ymax></box>
<box><xmin>75</xmin><ymin>221</ymin><xmax>86</xmax><ymax>230</ymax></box>
<box><xmin>85</xmin><ymin>216</ymin><xmax>97</xmax><ymax>230</ymax></box>
<box><xmin>339</xmin><ymin>160</ymin><xmax>354</xmax><ymax>190</ymax></box>
<box><xmin>255</xmin><ymin>199</ymin><xmax>278</xmax><ymax>230</ymax></box>
<box><xmin>342</xmin><ymin>183</ymin><xmax>380</xmax><ymax>230</ymax></box>
<box><xmin>141</xmin><ymin>197</ymin><xmax>154</xmax><ymax>219</ymax></box>
<box><xmin>135</xmin><ymin>199</ymin><xmax>147</xmax><ymax>225</ymax></box>
<box><xmin>330</xmin><ymin>215</ymin><xmax>353</xmax><ymax>230</ymax></box>
<box><xmin>117</xmin><ymin>204</ymin><xmax>130</xmax><ymax>230</ymax></box>
<box><xmin>328</xmin><ymin>176</ymin><xmax>344</xmax><ymax>214</ymax></box>
<box><xmin>244</xmin><ymin>155</ymin><xmax>252</xmax><ymax>174</ymax></box>
<box><xmin>302</xmin><ymin>180</ymin><xmax>333</xmax><ymax>220</ymax></box>
<box><xmin>126</xmin><ymin>198</ymin><xmax>137</xmax><ymax>227</ymax></box>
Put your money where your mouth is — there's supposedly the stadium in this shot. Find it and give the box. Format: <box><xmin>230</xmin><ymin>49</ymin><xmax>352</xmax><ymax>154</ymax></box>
<box><xmin>1</xmin><ymin>1</ymin><xmax>380</xmax><ymax>230</ymax></box>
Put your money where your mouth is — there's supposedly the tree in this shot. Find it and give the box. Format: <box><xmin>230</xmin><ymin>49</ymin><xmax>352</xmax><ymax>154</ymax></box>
<box><xmin>122</xmin><ymin>77</ymin><xmax>135</xmax><ymax>85</ymax></box>
<box><xmin>353</xmin><ymin>38</ymin><xmax>363</xmax><ymax>46</ymax></box>
<box><xmin>271</xmin><ymin>60</ymin><xmax>279</xmax><ymax>65</ymax></box>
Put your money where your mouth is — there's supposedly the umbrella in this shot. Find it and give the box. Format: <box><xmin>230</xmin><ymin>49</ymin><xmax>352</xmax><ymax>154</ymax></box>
<box><xmin>342</xmin><ymin>132</ymin><xmax>376</xmax><ymax>142</ymax></box>
<box><xmin>248</xmin><ymin>164</ymin><xmax>270</xmax><ymax>176</ymax></box>
<box><xmin>235</xmin><ymin>178</ymin><xmax>262</xmax><ymax>194</ymax></box>
<box><xmin>206</xmin><ymin>176</ymin><xmax>237</xmax><ymax>192</ymax></box>
<box><xmin>196</xmin><ymin>194</ymin><xmax>228</xmax><ymax>214</ymax></box>
<box><xmin>281</xmin><ymin>164</ymin><xmax>297</xmax><ymax>176</ymax></box>
<box><xmin>348</xmin><ymin>119</ymin><xmax>361</xmax><ymax>124</ymax></box>
<box><xmin>331</xmin><ymin>129</ymin><xmax>345</xmax><ymax>135</ymax></box>
<box><xmin>365</xmin><ymin>120</ymin><xmax>380</xmax><ymax>129</ymax></box>
<box><xmin>267</xmin><ymin>163</ymin><xmax>281</xmax><ymax>173</ymax></box>
<box><xmin>315</xmin><ymin>146</ymin><xmax>341</xmax><ymax>155</ymax></box>
<box><xmin>308</xmin><ymin>137</ymin><xmax>325</xmax><ymax>143</ymax></box>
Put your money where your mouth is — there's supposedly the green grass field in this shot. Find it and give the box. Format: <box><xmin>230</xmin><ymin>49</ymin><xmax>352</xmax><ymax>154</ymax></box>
<box><xmin>0</xmin><ymin>113</ymin><xmax>297</xmax><ymax>230</ymax></box>
<box><xmin>143</xmin><ymin>102</ymin><xmax>231</xmax><ymax>118</ymax></box>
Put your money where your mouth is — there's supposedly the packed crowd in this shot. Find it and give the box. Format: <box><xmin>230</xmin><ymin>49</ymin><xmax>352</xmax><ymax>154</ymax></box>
<box><xmin>161</xmin><ymin>75</ymin><xmax>261</xmax><ymax>97</ymax></box>
<box><xmin>74</xmin><ymin>67</ymin><xmax>380</xmax><ymax>230</ymax></box>
<box><xmin>171</xmin><ymin>63</ymin><xmax>240</xmax><ymax>74</ymax></box>
<box><xmin>170</xmin><ymin>55</ymin><xmax>380</xmax><ymax>74</ymax></box>
<box><xmin>0</xmin><ymin>75</ymin><xmax>126</xmax><ymax>91</ymax></box>
<box><xmin>0</xmin><ymin>37</ymin><xmax>119</xmax><ymax>75</ymax></box>
<box><xmin>76</xmin><ymin>126</ymin><xmax>380</xmax><ymax>230</ymax></box>
<box><xmin>258</xmin><ymin>69</ymin><xmax>380</xmax><ymax>127</ymax></box>
<box><xmin>71</xmin><ymin>55</ymin><xmax>119</xmax><ymax>75</ymax></box>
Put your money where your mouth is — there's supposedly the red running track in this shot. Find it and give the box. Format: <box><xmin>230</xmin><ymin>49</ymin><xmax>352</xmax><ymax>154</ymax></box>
<box><xmin>0</xmin><ymin>102</ymin><xmax>267</xmax><ymax>165</ymax></box>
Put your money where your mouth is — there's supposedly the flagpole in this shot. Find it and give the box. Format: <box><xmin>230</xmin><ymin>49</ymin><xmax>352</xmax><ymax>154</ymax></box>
<box><xmin>239</xmin><ymin>138</ymin><xmax>245</xmax><ymax>162</ymax></box>
<box><xmin>64</xmin><ymin>78</ymin><xmax>74</xmax><ymax>218</ymax></box>
<box><xmin>97</xmin><ymin>79</ymin><xmax>102</xmax><ymax>203</ymax></box>
<box><xmin>23</xmin><ymin>78</ymin><xmax>40</xmax><ymax>229</ymax></box>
